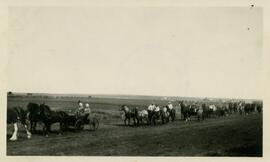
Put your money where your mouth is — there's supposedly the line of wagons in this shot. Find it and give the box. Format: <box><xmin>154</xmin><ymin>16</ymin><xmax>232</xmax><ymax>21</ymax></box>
<box><xmin>119</xmin><ymin>100</ymin><xmax>263</xmax><ymax>126</ymax></box>
<box><xmin>7</xmin><ymin>100</ymin><xmax>262</xmax><ymax>141</ymax></box>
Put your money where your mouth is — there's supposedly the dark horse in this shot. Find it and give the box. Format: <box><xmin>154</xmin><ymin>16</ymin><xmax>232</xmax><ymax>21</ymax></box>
<box><xmin>179</xmin><ymin>101</ymin><xmax>198</xmax><ymax>122</ymax></box>
<box><xmin>179</xmin><ymin>101</ymin><xmax>190</xmax><ymax>121</ymax></box>
<box><xmin>39</xmin><ymin>103</ymin><xmax>68</xmax><ymax>135</ymax></box>
<box><xmin>26</xmin><ymin>102</ymin><xmax>45</xmax><ymax>132</ymax></box>
<box><xmin>27</xmin><ymin>102</ymin><xmax>67</xmax><ymax>136</ymax></box>
<box><xmin>166</xmin><ymin>106</ymin><xmax>176</xmax><ymax>122</ymax></box>
<box><xmin>120</xmin><ymin>105</ymin><xmax>138</xmax><ymax>126</ymax></box>
<box><xmin>7</xmin><ymin>107</ymin><xmax>32</xmax><ymax>141</ymax></box>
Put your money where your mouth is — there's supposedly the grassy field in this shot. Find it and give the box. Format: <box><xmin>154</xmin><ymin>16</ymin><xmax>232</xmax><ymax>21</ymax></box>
<box><xmin>6</xmin><ymin>96</ymin><xmax>262</xmax><ymax>156</ymax></box>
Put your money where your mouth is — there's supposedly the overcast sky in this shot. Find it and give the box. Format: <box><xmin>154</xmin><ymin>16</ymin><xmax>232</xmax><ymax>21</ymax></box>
<box><xmin>8</xmin><ymin>6</ymin><xmax>262</xmax><ymax>99</ymax></box>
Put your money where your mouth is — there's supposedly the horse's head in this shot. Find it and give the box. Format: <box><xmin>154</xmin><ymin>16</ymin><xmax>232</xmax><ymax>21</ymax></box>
<box><xmin>16</xmin><ymin>107</ymin><xmax>28</xmax><ymax>125</ymax></box>
<box><xmin>26</xmin><ymin>102</ymin><xmax>40</xmax><ymax>113</ymax></box>
<box><xmin>119</xmin><ymin>105</ymin><xmax>125</xmax><ymax>111</ymax></box>
<box><xmin>39</xmin><ymin>103</ymin><xmax>51</xmax><ymax>117</ymax></box>
<box><xmin>120</xmin><ymin>105</ymin><xmax>129</xmax><ymax>113</ymax></box>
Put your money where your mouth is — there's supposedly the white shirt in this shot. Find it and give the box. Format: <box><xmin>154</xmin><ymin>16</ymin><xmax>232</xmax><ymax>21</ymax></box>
<box><xmin>155</xmin><ymin>106</ymin><xmax>160</xmax><ymax>112</ymax></box>
<box><xmin>163</xmin><ymin>107</ymin><xmax>167</xmax><ymax>112</ymax></box>
<box><xmin>84</xmin><ymin>107</ymin><xmax>91</xmax><ymax>114</ymax></box>
<box><xmin>168</xmin><ymin>103</ymin><xmax>173</xmax><ymax>110</ymax></box>
<box><xmin>79</xmin><ymin>102</ymin><xmax>83</xmax><ymax>108</ymax></box>
<box><xmin>148</xmin><ymin>105</ymin><xmax>154</xmax><ymax>111</ymax></box>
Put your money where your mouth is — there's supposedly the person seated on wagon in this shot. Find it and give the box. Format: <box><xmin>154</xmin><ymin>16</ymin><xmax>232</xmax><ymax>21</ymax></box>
<box><xmin>84</xmin><ymin>103</ymin><xmax>91</xmax><ymax>117</ymax></box>
<box><xmin>76</xmin><ymin>100</ymin><xmax>85</xmax><ymax>119</ymax></box>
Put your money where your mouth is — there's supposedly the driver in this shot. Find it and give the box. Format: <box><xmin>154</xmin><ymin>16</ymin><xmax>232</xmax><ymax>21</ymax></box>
<box><xmin>76</xmin><ymin>100</ymin><xmax>85</xmax><ymax>119</ymax></box>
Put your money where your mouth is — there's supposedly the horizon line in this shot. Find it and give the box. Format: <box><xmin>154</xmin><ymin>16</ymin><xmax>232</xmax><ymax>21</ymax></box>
<box><xmin>7</xmin><ymin>91</ymin><xmax>263</xmax><ymax>101</ymax></box>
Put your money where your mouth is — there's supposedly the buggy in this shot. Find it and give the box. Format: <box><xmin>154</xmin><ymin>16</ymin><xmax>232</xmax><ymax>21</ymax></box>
<box><xmin>64</xmin><ymin>113</ymin><xmax>99</xmax><ymax>131</ymax></box>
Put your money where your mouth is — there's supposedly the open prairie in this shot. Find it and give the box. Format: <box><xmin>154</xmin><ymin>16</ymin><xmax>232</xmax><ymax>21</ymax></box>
<box><xmin>6</xmin><ymin>96</ymin><xmax>262</xmax><ymax>156</ymax></box>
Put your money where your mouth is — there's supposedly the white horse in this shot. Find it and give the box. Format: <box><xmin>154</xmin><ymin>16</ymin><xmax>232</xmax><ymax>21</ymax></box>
<box><xmin>161</xmin><ymin>107</ymin><xmax>170</xmax><ymax>123</ymax></box>
<box><xmin>138</xmin><ymin>109</ymin><xmax>148</xmax><ymax>125</ymax></box>
<box><xmin>7</xmin><ymin>107</ymin><xmax>31</xmax><ymax>141</ymax></box>
<box><xmin>209</xmin><ymin>105</ymin><xmax>217</xmax><ymax>111</ymax></box>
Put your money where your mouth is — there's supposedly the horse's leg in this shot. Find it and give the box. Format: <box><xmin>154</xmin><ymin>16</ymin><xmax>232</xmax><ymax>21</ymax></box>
<box><xmin>124</xmin><ymin>118</ymin><xmax>127</xmax><ymax>126</ymax></box>
<box><xmin>48</xmin><ymin>124</ymin><xmax>52</xmax><ymax>133</ymax></box>
<box><xmin>10</xmin><ymin>122</ymin><xmax>18</xmax><ymax>141</ymax></box>
<box><xmin>59</xmin><ymin>122</ymin><xmax>64</xmax><ymax>135</ymax></box>
<box><xmin>23</xmin><ymin>124</ymin><xmax>32</xmax><ymax>139</ymax></box>
<box><xmin>44</xmin><ymin>122</ymin><xmax>50</xmax><ymax>137</ymax></box>
<box><xmin>33</xmin><ymin>121</ymin><xmax>37</xmax><ymax>132</ymax></box>
<box><xmin>135</xmin><ymin>117</ymin><xmax>139</xmax><ymax>126</ymax></box>
<box><xmin>133</xmin><ymin>117</ymin><xmax>135</xmax><ymax>126</ymax></box>
<box><xmin>30</xmin><ymin>121</ymin><xmax>33</xmax><ymax>132</ymax></box>
<box><xmin>134</xmin><ymin>117</ymin><xmax>137</xmax><ymax>126</ymax></box>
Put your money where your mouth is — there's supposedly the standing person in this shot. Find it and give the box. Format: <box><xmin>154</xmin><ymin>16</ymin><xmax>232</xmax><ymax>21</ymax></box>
<box><xmin>147</xmin><ymin>103</ymin><xmax>154</xmax><ymax>122</ymax></box>
<box><xmin>167</xmin><ymin>101</ymin><xmax>176</xmax><ymax>121</ymax></box>
<box><xmin>168</xmin><ymin>101</ymin><xmax>173</xmax><ymax>110</ymax></box>
<box><xmin>176</xmin><ymin>102</ymin><xmax>182</xmax><ymax>120</ymax></box>
<box><xmin>154</xmin><ymin>104</ymin><xmax>160</xmax><ymax>118</ymax></box>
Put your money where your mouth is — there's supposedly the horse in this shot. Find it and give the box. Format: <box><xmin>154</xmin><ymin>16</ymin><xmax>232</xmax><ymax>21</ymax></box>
<box><xmin>7</xmin><ymin>107</ymin><xmax>32</xmax><ymax>141</ymax></box>
<box><xmin>202</xmin><ymin>103</ymin><xmax>210</xmax><ymax>118</ymax></box>
<box><xmin>161</xmin><ymin>107</ymin><xmax>170</xmax><ymax>124</ymax></box>
<box><xmin>215</xmin><ymin>106</ymin><xmax>226</xmax><ymax>117</ymax></box>
<box><xmin>137</xmin><ymin>109</ymin><xmax>148</xmax><ymax>125</ymax></box>
<box><xmin>229</xmin><ymin>102</ymin><xmax>236</xmax><ymax>114</ymax></box>
<box><xmin>179</xmin><ymin>101</ymin><xmax>189</xmax><ymax>121</ymax></box>
<box><xmin>180</xmin><ymin>101</ymin><xmax>202</xmax><ymax>122</ymax></box>
<box><xmin>120</xmin><ymin>105</ymin><xmax>138</xmax><ymax>126</ymax></box>
<box><xmin>27</xmin><ymin>102</ymin><xmax>67</xmax><ymax>136</ymax></box>
<box><xmin>255</xmin><ymin>102</ymin><xmax>263</xmax><ymax>113</ymax></box>
<box><xmin>26</xmin><ymin>102</ymin><xmax>46</xmax><ymax>132</ymax></box>
<box><xmin>196</xmin><ymin>105</ymin><xmax>204</xmax><ymax>121</ymax></box>
<box><xmin>39</xmin><ymin>103</ymin><xmax>68</xmax><ymax>136</ymax></box>
<box><xmin>244</xmin><ymin>103</ymin><xmax>255</xmax><ymax>115</ymax></box>
<box><xmin>206</xmin><ymin>104</ymin><xmax>217</xmax><ymax>118</ymax></box>
<box><xmin>166</xmin><ymin>106</ymin><xmax>176</xmax><ymax>122</ymax></box>
<box><xmin>237</xmin><ymin>102</ymin><xmax>245</xmax><ymax>115</ymax></box>
<box><xmin>150</xmin><ymin>110</ymin><xmax>162</xmax><ymax>125</ymax></box>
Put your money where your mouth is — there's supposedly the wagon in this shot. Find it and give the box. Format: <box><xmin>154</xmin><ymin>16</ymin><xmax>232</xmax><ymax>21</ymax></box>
<box><xmin>64</xmin><ymin>113</ymin><xmax>99</xmax><ymax>131</ymax></box>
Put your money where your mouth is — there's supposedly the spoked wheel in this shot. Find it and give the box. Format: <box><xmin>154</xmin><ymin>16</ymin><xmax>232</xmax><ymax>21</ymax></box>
<box><xmin>75</xmin><ymin>120</ymin><xmax>84</xmax><ymax>131</ymax></box>
<box><xmin>89</xmin><ymin>117</ymin><xmax>99</xmax><ymax>131</ymax></box>
<box><xmin>60</xmin><ymin>122</ymin><xmax>68</xmax><ymax>131</ymax></box>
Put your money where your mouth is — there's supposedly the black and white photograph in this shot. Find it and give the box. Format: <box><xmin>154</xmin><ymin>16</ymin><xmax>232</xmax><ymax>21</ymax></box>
<box><xmin>4</xmin><ymin>4</ymin><xmax>265</xmax><ymax>157</ymax></box>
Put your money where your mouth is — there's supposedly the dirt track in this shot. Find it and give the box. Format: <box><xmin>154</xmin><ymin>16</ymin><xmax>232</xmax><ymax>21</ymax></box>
<box><xmin>7</xmin><ymin>113</ymin><xmax>262</xmax><ymax>156</ymax></box>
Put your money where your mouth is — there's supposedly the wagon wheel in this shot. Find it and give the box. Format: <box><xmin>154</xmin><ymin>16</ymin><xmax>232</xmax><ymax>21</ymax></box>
<box><xmin>75</xmin><ymin>120</ymin><xmax>84</xmax><ymax>131</ymax></box>
<box><xmin>60</xmin><ymin>122</ymin><xmax>68</xmax><ymax>131</ymax></box>
<box><xmin>89</xmin><ymin>117</ymin><xmax>99</xmax><ymax>131</ymax></box>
